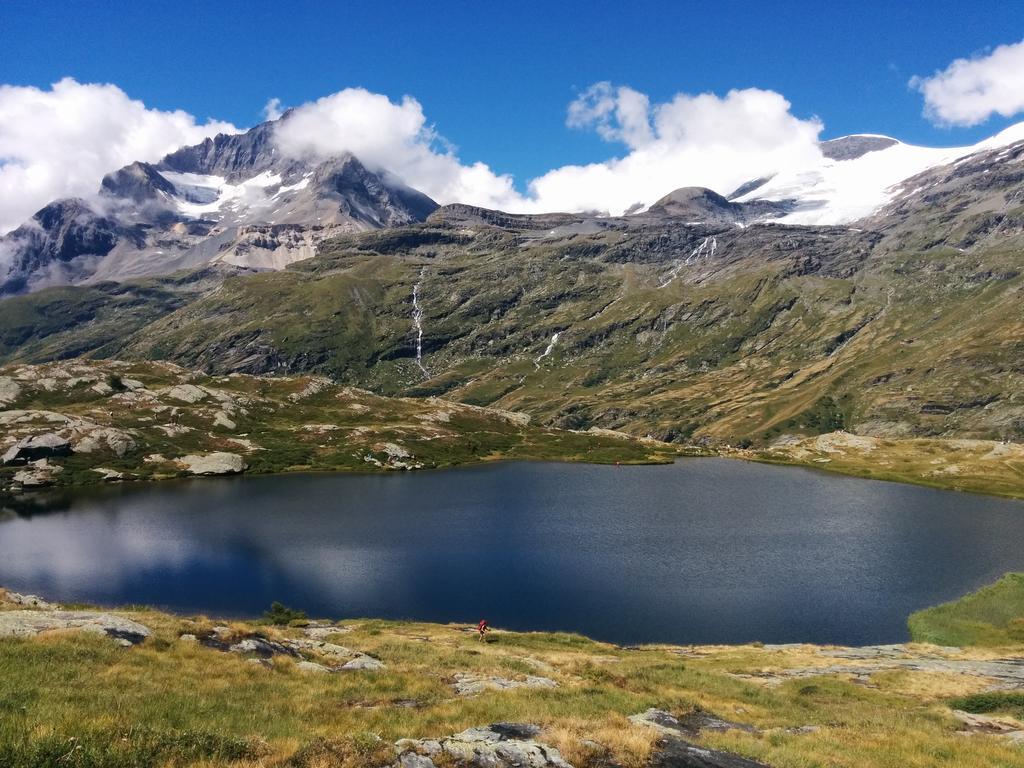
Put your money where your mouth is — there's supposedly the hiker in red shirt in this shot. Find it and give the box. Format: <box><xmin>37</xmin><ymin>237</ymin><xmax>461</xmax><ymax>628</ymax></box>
<box><xmin>477</xmin><ymin>619</ymin><xmax>490</xmax><ymax>641</ymax></box>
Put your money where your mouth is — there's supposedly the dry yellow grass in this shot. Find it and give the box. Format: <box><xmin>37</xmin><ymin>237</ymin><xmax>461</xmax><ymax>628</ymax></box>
<box><xmin>3</xmin><ymin>599</ymin><xmax>1024</xmax><ymax>767</ymax></box>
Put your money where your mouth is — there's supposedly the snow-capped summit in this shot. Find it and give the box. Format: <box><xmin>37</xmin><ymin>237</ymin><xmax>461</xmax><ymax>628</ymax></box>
<box><xmin>730</xmin><ymin>123</ymin><xmax>1024</xmax><ymax>226</ymax></box>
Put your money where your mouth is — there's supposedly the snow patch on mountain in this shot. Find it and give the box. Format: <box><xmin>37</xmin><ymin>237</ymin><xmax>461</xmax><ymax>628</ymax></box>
<box><xmin>161</xmin><ymin>170</ymin><xmax>285</xmax><ymax>219</ymax></box>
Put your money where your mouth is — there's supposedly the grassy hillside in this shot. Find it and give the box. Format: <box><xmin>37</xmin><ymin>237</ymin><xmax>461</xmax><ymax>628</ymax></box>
<box><xmin>2</xmin><ymin>212</ymin><xmax>1022</xmax><ymax>453</ymax></box>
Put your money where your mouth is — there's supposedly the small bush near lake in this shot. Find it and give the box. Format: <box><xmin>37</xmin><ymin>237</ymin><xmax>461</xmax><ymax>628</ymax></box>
<box><xmin>948</xmin><ymin>692</ymin><xmax>1024</xmax><ymax>719</ymax></box>
<box><xmin>263</xmin><ymin>601</ymin><xmax>307</xmax><ymax>625</ymax></box>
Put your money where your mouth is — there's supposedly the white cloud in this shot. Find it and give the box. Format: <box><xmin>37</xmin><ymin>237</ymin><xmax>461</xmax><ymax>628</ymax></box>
<box><xmin>567</xmin><ymin>82</ymin><xmax>654</xmax><ymax>148</ymax></box>
<box><xmin>912</xmin><ymin>39</ymin><xmax>1024</xmax><ymax>127</ymax></box>
<box><xmin>525</xmin><ymin>84</ymin><xmax>824</xmax><ymax>215</ymax></box>
<box><xmin>0</xmin><ymin>78</ymin><xmax>237</xmax><ymax>233</ymax></box>
<box><xmin>0</xmin><ymin>79</ymin><xmax>843</xmax><ymax>233</ymax></box>
<box><xmin>272</xmin><ymin>88</ymin><xmax>524</xmax><ymax>210</ymax></box>
<box><xmin>274</xmin><ymin>83</ymin><xmax>824</xmax><ymax>217</ymax></box>
<box><xmin>262</xmin><ymin>97</ymin><xmax>284</xmax><ymax>121</ymax></box>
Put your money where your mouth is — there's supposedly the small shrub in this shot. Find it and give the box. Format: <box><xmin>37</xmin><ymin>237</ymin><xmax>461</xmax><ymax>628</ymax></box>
<box><xmin>1007</xmin><ymin>617</ymin><xmax>1024</xmax><ymax>642</ymax></box>
<box><xmin>948</xmin><ymin>691</ymin><xmax>1024</xmax><ymax>718</ymax></box>
<box><xmin>283</xmin><ymin>735</ymin><xmax>392</xmax><ymax>768</ymax></box>
<box><xmin>263</xmin><ymin>601</ymin><xmax>307</xmax><ymax>626</ymax></box>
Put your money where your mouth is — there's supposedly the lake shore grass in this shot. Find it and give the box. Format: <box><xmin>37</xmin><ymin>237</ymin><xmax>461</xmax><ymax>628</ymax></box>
<box><xmin>5</xmin><ymin>359</ymin><xmax>1024</xmax><ymax>502</ymax></box>
<box><xmin>909</xmin><ymin>573</ymin><xmax>1024</xmax><ymax>647</ymax></box>
<box><xmin>3</xmin><ymin>584</ymin><xmax>1024</xmax><ymax>767</ymax></box>
<box><xmin>740</xmin><ymin>433</ymin><xmax>1024</xmax><ymax>501</ymax></box>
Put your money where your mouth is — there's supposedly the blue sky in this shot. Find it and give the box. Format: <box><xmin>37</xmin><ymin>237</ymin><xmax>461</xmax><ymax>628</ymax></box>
<box><xmin>3</xmin><ymin>0</ymin><xmax>1023</xmax><ymax>182</ymax></box>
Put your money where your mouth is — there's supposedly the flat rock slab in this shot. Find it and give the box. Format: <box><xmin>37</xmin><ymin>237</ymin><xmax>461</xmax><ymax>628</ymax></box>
<box><xmin>649</xmin><ymin>739</ymin><xmax>769</xmax><ymax>768</ymax></box>
<box><xmin>952</xmin><ymin>709</ymin><xmax>1024</xmax><ymax>743</ymax></box>
<box><xmin>734</xmin><ymin>657</ymin><xmax>1024</xmax><ymax>690</ymax></box>
<box><xmin>228</xmin><ymin>636</ymin><xmax>299</xmax><ymax>658</ymax></box>
<box><xmin>303</xmin><ymin>625</ymin><xmax>353</xmax><ymax>640</ymax></box>
<box><xmin>0</xmin><ymin>610</ymin><xmax>150</xmax><ymax>644</ymax></box>
<box><xmin>394</xmin><ymin>723</ymin><xmax>571</xmax><ymax>768</ymax></box>
<box><xmin>630</xmin><ymin>709</ymin><xmax>759</xmax><ymax>739</ymax></box>
<box><xmin>452</xmin><ymin>672</ymin><xmax>558</xmax><ymax>695</ymax></box>
<box><xmin>632</xmin><ymin>711</ymin><xmax>769</xmax><ymax>768</ymax></box>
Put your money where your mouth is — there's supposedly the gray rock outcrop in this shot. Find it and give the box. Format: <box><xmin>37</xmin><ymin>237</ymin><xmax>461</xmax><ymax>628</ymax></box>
<box><xmin>0</xmin><ymin>610</ymin><xmax>151</xmax><ymax>644</ymax></box>
<box><xmin>3</xmin><ymin>591</ymin><xmax>55</xmax><ymax>609</ymax></box>
<box><xmin>2</xmin><ymin>433</ymin><xmax>72</xmax><ymax>465</ymax></box>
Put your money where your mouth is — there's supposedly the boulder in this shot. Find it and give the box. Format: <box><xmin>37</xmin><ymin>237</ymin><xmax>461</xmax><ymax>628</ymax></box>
<box><xmin>91</xmin><ymin>468</ymin><xmax>124</xmax><ymax>482</ymax></box>
<box><xmin>342</xmin><ymin>654</ymin><xmax>386</xmax><ymax>671</ymax></box>
<box><xmin>3</xmin><ymin>591</ymin><xmax>55</xmax><ymax>609</ymax></box>
<box><xmin>0</xmin><ymin>376</ymin><xmax>20</xmax><ymax>406</ymax></box>
<box><xmin>303</xmin><ymin>624</ymin><xmax>352</xmax><ymax>640</ymax></box>
<box><xmin>13</xmin><ymin>460</ymin><xmax>63</xmax><ymax>487</ymax></box>
<box><xmin>213</xmin><ymin>411</ymin><xmax>237</xmax><ymax>430</ymax></box>
<box><xmin>165</xmin><ymin>384</ymin><xmax>208</xmax><ymax>403</ymax></box>
<box><xmin>296</xmin><ymin>660</ymin><xmax>333</xmax><ymax>674</ymax></box>
<box><xmin>0</xmin><ymin>610</ymin><xmax>150</xmax><ymax>644</ymax></box>
<box><xmin>952</xmin><ymin>709</ymin><xmax>1024</xmax><ymax>742</ymax></box>
<box><xmin>102</xmin><ymin>429</ymin><xmax>137</xmax><ymax>458</ymax></box>
<box><xmin>2</xmin><ymin>433</ymin><xmax>72</xmax><ymax>465</ymax></box>
<box><xmin>178</xmin><ymin>452</ymin><xmax>246</xmax><ymax>475</ymax></box>
<box><xmin>630</xmin><ymin>708</ymin><xmax>758</xmax><ymax>739</ymax></box>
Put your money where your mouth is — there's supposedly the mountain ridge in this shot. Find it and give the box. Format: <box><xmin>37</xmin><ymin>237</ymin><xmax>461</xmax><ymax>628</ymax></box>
<box><xmin>4</xmin><ymin>120</ymin><xmax>1024</xmax><ymax>297</ymax></box>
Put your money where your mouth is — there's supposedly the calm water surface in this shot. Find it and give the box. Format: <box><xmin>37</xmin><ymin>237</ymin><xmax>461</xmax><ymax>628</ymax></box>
<box><xmin>2</xmin><ymin>459</ymin><xmax>1024</xmax><ymax>645</ymax></box>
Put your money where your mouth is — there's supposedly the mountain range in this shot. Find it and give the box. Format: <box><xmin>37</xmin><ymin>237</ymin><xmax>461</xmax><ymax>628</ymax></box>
<box><xmin>2</xmin><ymin>114</ymin><xmax>1023</xmax><ymax>449</ymax></box>
<box><xmin>0</xmin><ymin>118</ymin><xmax>437</xmax><ymax>295</ymax></box>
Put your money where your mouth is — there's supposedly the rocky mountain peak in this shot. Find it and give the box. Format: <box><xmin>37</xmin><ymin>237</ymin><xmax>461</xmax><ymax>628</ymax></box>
<box><xmin>101</xmin><ymin>161</ymin><xmax>176</xmax><ymax>203</ymax></box>
<box><xmin>158</xmin><ymin>120</ymin><xmax>283</xmax><ymax>182</ymax></box>
<box><xmin>648</xmin><ymin>187</ymin><xmax>734</xmax><ymax>217</ymax></box>
<box><xmin>645</xmin><ymin>186</ymin><xmax>792</xmax><ymax>224</ymax></box>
